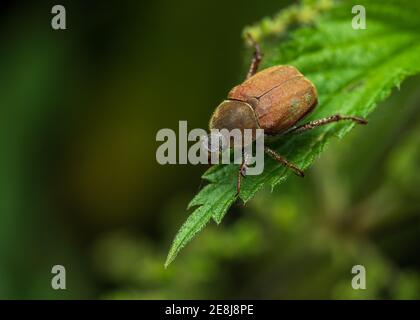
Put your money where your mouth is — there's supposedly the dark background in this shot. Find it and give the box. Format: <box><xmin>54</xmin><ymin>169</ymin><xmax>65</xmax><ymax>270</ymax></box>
<box><xmin>1</xmin><ymin>0</ymin><xmax>420</xmax><ymax>299</ymax></box>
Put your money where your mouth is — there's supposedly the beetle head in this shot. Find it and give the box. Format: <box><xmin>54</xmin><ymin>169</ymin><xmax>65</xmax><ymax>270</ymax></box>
<box><xmin>201</xmin><ymin>131</ymin><xmax>229</xmax><ymax>161</ymax></box>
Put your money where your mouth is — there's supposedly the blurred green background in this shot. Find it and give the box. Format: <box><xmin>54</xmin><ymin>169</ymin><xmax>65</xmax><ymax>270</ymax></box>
<box><xmin>1</xmin><ymin>0</ymin><xmax>420</xmax><ymax>299</ymax></box>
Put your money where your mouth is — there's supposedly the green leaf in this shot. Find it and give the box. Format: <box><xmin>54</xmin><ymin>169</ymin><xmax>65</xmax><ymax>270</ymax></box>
<box><xmin>165</xmin><ymin>0</ymin><xmax>420</xmax><ymax>266</ymax></box>
<box><xmin>164</xmin><ymin>182</ymin><xmax>236</xmax><ymax>268</ymax></box>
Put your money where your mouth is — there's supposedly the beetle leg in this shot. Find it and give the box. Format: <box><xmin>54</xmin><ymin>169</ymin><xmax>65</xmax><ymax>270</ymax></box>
<box><xmin>265</xmin><ymin>147</ymin><xmax>304</xmax><ymax>177</ymax></box>
<box><xmin>283</xmin><ymin>114</ymin><xmax>368</xmax><ymax>135</ymax></box>
<box><xmin>236</xmin><ymin>153</ymin><xmax>249</xmax><ymax>196</ymax></box>
<box><xmin>246</xmin><ymin>33</ymin><xmax>262</xmax><ymax>79</ymax></box>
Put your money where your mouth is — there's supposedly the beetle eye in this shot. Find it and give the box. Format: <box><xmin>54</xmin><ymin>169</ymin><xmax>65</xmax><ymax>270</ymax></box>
<box><xmin>201</xmin><ymin>133</ymin><xmax>226</xmax><ymax>153</ymax></box>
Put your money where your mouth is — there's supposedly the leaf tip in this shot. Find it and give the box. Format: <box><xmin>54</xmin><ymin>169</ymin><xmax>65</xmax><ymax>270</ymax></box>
<box><xmin>164</xmin><ymin>248</ymin><xmax>176</xmax><ymax>268</ymax></box>
<box><xmin>164</xmin><ymin>258</ymin><xmax>171</xmax><ymax>269</ymax></box>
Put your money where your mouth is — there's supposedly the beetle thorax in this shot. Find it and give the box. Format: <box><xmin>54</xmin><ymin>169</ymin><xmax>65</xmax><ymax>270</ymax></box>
<box><xmin>209</xmin><ymin>100</ymin><xmax>260</xmax><ymax>133</ymax></box>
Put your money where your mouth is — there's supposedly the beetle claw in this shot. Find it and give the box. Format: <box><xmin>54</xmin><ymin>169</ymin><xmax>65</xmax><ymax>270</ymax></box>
<box><xmin>355</xmin><ymin>117</ymin><xmax>368</xmax><ymax>125</ymax></box>
<box><xmin>295</xmin><ymin>169</ymin><xmax>305</xmax><ymax>177</ymax></box>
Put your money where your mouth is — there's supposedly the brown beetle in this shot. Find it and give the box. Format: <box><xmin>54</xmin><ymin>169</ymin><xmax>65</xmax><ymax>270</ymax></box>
<box><xmin>208</xmin><ymin>36</ymin><xmax>367</xmax><ymax>195</ymax></box>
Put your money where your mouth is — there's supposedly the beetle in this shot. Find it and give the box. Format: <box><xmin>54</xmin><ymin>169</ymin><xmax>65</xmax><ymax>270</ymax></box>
<box><xmin>207</xmin><ymin>35</ymin><xmax>367</xmax><ymax>195</ymax></box>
